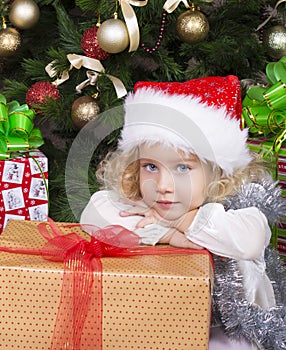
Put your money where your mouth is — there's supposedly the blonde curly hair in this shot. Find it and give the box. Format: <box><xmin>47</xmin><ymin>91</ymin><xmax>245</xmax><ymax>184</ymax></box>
<box><xmin>96</xmin><ymin>145</ymin><xmax>272</xmax><ymax>204</ymax></box>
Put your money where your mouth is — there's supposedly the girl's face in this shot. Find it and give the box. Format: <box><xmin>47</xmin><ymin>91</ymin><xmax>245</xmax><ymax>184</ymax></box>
<box><xmin>139</xmin><ymin>143</ymin><xmax>212</xmax><ymax>221</ymax></box>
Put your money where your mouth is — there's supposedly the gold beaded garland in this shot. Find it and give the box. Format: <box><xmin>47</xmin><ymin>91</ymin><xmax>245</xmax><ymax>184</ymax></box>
<box><xmin>0</xmin><ymin>27</ymin><xmax>21</xmax><ymax>57</ymax></box>
<box><xmin>176</xmin><ymin>6</ymin><xmax>209</xmax><ymax>44</ymax></box>
<box><xmin>71</xmin><ymin>96</ymin><xmax>101</xmax><ymax>129</ymax></box>
<box><xmin>9</xmin><ymin>0</ymin><xmax>40</xmax><ymax>30</ymax></box>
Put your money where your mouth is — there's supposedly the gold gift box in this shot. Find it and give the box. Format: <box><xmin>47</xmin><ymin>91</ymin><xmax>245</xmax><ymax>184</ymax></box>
<box><xmin>0</xmin><ymin>220</ymin><xmax>213</xmax><ymax>350</ymax></box>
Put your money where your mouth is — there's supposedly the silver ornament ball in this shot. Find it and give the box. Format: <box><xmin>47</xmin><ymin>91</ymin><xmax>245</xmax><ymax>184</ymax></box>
<box><xmin>97</xmin><ymin>18</ymin><xmax>129</xmax><ymax>54</ymax></box>
<box><xmin>9</xmin><ymin>0</ymin><xmax>40</xmax><ymax>30</ymax></box>
<box><xmin>263</xmin><ymin>25</ymin><xmax>286</xmax><ymax>59</ymax></box>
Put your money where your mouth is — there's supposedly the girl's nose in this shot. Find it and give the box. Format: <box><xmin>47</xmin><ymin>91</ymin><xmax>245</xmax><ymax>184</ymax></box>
<box><xmin>156</xmin><ymin>168</ymin><xmax>174</xmax><ymax>193</ymax></box>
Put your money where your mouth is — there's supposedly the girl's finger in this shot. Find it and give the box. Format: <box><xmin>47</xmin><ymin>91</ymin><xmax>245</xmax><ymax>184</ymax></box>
<box><xmin>119</xmin><ymin>206</ymin><xmax>149</xmax><ymax>217</ymax></box>
<box><xmin>135</xmin><ymin>216</ymin><xmax>155</xmax><ymax>228</ymax></box>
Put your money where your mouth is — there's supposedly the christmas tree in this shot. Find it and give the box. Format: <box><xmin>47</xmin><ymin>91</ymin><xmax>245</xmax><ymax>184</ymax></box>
<box><xmin>0</xmin><ymin>0</ymin><xmax>282</xmax><ymax>222</ymax></box>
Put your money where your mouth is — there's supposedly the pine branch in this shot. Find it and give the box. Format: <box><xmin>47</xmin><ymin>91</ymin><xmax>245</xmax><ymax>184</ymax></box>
<box><xmin>75</xmin><ymin>0</ymin><xmax>104</xmax><ymax>14</ymax></box>
<box><xmin>1</xmin><ymin>80</ymin><xmax>28</xmax><ymax>103</ymax></box>
<box><xmin>0</xmin><ymin>0</ymin><xmax>9</xmax><ymax>18</ymax></box>
<box><xmin>21</xmin><ymin>58</ymin><xmax>50</xmax><ymax>80</ymax></box>
<box><xmin>153</xmin><ymin>51</ymin><xmax>185</xmax><ymax>81</ymax></box>
<box><xmin>54</xmin><ymin>2</ymin><xmax>82</xmax><ymax>53</ymax></box>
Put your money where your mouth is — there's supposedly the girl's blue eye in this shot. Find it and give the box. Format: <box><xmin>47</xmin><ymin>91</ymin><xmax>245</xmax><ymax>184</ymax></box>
<box><xmin>177</xmin><ymin>164</ymin><xmax>190</xmax><ymax>173</ymax></box>
<box><xmin>145</xmin><ymin>163</ymin><xmax>158</xmax><ymax>172</ymax></box>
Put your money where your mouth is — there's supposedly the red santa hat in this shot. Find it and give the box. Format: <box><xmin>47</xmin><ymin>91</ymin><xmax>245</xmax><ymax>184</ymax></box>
<box><xmin>118</xmin><ymin>75</ymin><xmax>252</xmax><ymax>176</ymax></box>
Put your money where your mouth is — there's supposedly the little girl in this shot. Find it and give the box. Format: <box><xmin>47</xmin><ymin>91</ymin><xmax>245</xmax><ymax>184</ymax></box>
<box><xmin>80</xmin><ymin>76</ymin><xmax>286</xmax><ymax>350</ymax></box>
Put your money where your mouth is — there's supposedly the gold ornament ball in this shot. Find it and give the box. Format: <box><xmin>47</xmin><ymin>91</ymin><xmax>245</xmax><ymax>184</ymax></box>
<box><xmin>263</xmin><ymin>25</ymin><xmax>286</xmax><ymax>59</ymax></box>
<box><xmin>0</xmin><ymin>27</ymin><xmax>21</xmax><ymax>57</ymax></box>
<box><xmin>97</xmin><ymin>18</ymin><xmax>129</xmax><ymax>54</ymax></box>
<box><xmin>71</xmin><ymin>96</ymin><xmax>100</xmax><ymax>129</ymax></box>
<box><xmin>176</xmin><ymin>9</ymin><xmax>209</xmax><ymax>44</ymax></box>
<box><xmin>9</xmin><ymin>0</ymin><xmax>40</xmax><ymax>30</ymax></box>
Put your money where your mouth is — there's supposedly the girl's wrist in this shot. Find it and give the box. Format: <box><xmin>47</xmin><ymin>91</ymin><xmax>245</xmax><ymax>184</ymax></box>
<box><xmin>176</xmin><ymin>209</ymin><xmax>199</xmax><ymax>233</ymax></box>
<box><xmin>153</xmin><ymin>208</ymin><xmax>199</xmax><ymax>232</ymax></box>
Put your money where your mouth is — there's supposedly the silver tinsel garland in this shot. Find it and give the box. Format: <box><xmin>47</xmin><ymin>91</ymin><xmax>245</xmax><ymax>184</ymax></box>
<box><xmin>222</xmin><ymin>179</ymin><xmax>285</xmax><ymax>225</ymax></box>
<box><xmin>212</xmin><ymin>179</ymin><xmax>286</xmax><ymax>349</ymax></box>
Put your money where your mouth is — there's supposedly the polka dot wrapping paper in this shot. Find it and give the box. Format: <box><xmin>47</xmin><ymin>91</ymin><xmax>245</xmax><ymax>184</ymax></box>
<box><xmin>0</xmin><ymin>220</ymin><xmax>213</xmax><ymax>350</ymax></box>
<box><xmin>0</xmin><ymin>151</ymin><xmax>48</xmax><ymax>233</ymax></box>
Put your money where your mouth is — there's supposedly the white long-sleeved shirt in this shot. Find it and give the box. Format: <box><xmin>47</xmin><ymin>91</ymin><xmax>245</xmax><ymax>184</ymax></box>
<box><xmin>80</xmin><ymin>190</ymin><xmax>275</xmax><ymax>310</ymax></box>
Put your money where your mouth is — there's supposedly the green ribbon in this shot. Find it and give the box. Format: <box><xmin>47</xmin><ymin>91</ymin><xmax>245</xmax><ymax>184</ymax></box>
<box><xmin>0</xmin><ymin>94</ymin><xmax>44</xmax><ymax>160</ymax></box>
<box><xmin>242</xmin><ymin>56</ymin><xmax>286</xmax><ymax>154</ymax></box>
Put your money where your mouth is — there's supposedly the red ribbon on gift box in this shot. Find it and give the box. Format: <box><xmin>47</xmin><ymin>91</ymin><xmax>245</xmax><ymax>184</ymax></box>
<box><xmin>0</xmin><ymin>218</ymin><xmax>212</xmax><ymax>350</ymax></box>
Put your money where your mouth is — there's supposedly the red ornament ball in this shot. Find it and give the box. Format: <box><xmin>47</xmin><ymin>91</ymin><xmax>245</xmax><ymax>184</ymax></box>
<box><xmin>81</xmin><ymin>25</ymin><xmax>111</xmax><ymax>60</ymax></box>
<box><xmin>26</xmin><ymin>81</ymin><xmax>60</xmax><ymax>107</ymax></box>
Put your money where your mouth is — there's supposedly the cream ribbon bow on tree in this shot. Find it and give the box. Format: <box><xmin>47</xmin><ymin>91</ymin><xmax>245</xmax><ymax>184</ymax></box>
<box><xmin>119</xmin><ymin>0</ymin><xmax>148</xmax><ymax>52</ymax></box>
<box><xmin>163</xmin><ymin>0</ymin><xmax>212</xmax><ymax>13</ymax></box>
<box><xmin>45</xmin><ymin>54</ymin><xmax>127</xmax><ymax>98</ymax></box>
<box><xmin>163</xmin><ymin>0</ymin><xmax>190</xmax><ymax>13</ymax></box>
<box><xmin>67</xmin><ymin>54</ymin><xmax>127</xmax><ymax>97</ymax></box>
<box><xmin>45</xmin><ymin>63</ymin><xmax>70</xmax><ymax>86</ymax></box>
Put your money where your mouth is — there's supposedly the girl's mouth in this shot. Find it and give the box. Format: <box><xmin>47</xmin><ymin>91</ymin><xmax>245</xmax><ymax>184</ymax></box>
<box><xmin>156</xmin><ymin>201</ymin><xmax>175</xmax><ymax>209</ymax></box>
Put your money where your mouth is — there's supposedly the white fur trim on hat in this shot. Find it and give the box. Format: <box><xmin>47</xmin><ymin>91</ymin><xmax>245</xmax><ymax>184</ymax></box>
<box><xmin>118</xmin><ymin>88</ymin><xmax>252</xmax><ymax>175</ymax></box>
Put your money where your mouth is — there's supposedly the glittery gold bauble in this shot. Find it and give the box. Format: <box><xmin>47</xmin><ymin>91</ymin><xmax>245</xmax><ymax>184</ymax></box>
<box><xmin>176</xmin><ymin>9</ymin><xmax>209</xmax><ymax>44</ymax></box>
<box><xmin>0</xmin><ymin>27</ymin><xmax>21</xmax><ymax>57</ymax></box>
<box><xmin>263</xmin><ymin>25</ymin><xmax>286</xmax><ymax>59</ymax></box>
<box><xmin>97</xmin><ymin>18</ymin><xmax>129</xmax><ymax>54</ymax></box>
<box><xmin>71</xmin><ymin>96</ymin><xmax>100</xmax><ymax>129</ymax></box>
<box><xmin>9</xmin><ymin>0</ymin><xmax>40</xmax><ymax>30</ymax></box>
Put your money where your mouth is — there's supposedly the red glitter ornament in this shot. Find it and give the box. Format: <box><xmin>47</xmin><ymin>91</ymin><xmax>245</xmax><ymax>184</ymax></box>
<box><xmin>81</xmin><ymin>25</ymin><xmax>111</xmax><ymax>60</ymax></box>
<box><xmin>26</xmin><ymin>81</ymin><xmax>60</xmax><ymax>107</ymax></box>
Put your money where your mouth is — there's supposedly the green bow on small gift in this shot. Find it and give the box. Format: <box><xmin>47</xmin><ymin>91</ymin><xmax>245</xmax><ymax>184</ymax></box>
<box><xmin>0</xmin><ymin>94</ymin><xmax>44</xmax><ymax>160</ymax></box>
<box><xmin>242</xmin><ymin>57</ymin><xmax>286</xmax><ymax>153</ymax></box>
